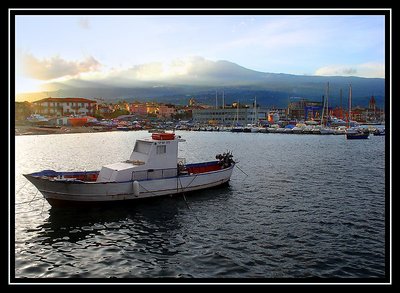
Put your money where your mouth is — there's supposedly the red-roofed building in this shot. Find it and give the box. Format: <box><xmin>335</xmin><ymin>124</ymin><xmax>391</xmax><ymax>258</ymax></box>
<box><xmin>32</xmin><ymin>97</ymin><xmax>97</xmax><ymax>116</ymax></box>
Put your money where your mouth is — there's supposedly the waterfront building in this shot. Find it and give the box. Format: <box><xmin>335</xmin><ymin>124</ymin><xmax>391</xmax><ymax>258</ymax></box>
<box><xmin>192</xmin><ymin>107</ymin><xmax>268</xmax><ymax>126</ymax></box>
<box><xmin>287</xmin><ymin>98</ymin><xmax>323</xmax><ymax>121</ymax></box>
<box><xmin>32</xmin><ymin>97</ymin><xmax>97</xmax><ymax>116</ymax></box>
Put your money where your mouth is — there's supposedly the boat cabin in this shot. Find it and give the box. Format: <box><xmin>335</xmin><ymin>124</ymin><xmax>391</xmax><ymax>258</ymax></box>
<box><xmin>96</xmin><ymin>133</ymin><xmax>186</xmax><ymax>182</ymax></box>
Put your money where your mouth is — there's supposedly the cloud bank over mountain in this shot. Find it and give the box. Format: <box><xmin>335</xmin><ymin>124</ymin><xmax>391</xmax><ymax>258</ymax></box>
<box><xmin>17</xmin><ymin>57</ymin><xmax>385</xmax><ymax>108</ymax></box>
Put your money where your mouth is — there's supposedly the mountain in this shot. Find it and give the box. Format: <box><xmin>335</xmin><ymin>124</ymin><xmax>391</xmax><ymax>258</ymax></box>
<box><xmin>16</xmin><ymin>58</ymin><xmax>385</xmax><ymax>108</ymax></box>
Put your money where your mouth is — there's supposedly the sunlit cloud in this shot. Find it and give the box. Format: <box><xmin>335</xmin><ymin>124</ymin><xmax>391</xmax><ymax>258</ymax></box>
<box><xmin>314</xmin><ymin>62</ymin><xmax>385</xmax><ymax>78</ymax></box>
<box><xmin>114</xmin><ymin>56</ymin><xmax>206</xmax><ymax>81</ymax></box>
<box><xmin>20</xmin><ymin>53</ymin><xmax>101</xmax><ymax>80</ymax></box>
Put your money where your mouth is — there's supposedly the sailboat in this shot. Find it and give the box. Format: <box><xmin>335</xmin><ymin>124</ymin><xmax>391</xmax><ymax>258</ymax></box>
<box><xmin>250</xmin><ymin>97</ymin><xmax>263</xmax><ymax>132</ymax></box>
<box><xmin>231</xmin><ymin>101</ymin><xmax>244</xmax><ymax>132</ymax></box>
<box><xmin>320</xmin><ymin>82</ymin><xmax>335</xmax><ymax>135</ymax></box>
<box><xmin>345</xmin><ymin>84</ymin><xmax>369</xmax><ymax>139</ymax></box>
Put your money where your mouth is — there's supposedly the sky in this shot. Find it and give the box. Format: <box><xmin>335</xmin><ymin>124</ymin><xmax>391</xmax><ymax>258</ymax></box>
<box><xmin>14</xmin><ymin>13</ymin><xmax>386</xmax><ymax>94</ymax></box>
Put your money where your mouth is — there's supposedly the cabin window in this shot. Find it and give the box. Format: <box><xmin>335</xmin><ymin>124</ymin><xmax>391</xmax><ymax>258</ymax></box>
<box><xmin>156</xmin><ymin>145</ymin><xmax>166</xmax><ymax>154</ymax></box>
<box><xmin>133</xmin><ymin>141</ymin><xmax>152</xmax><ymax>154</ymax></box>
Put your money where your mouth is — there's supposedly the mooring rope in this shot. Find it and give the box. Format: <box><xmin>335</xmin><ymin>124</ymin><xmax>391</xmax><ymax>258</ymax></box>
<box><xmin>178</xmin><ymin>176</ymin><xmax>201</xmax><ymax>223</ymax></box>
<box><xmin>15</xmin><ymin>179</ymin><xmax>29</xmax><ymax>196</ymax></box>
<box><xmin>15</xmin><ymin>189</ymin><xmax>39</xmax><ymax>205</ymax></box>
<box><xmin>15</xmin><ymin>197</ymin><xmax>42</xmax><ymax>205</ymax></box>
<box><xmin>235</xmin><ymin>164</ymin><xmax>248</xmax><ymax>177</ymax></box>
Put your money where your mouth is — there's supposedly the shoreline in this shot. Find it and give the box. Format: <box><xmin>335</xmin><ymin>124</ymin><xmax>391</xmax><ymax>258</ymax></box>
<box><xmin>14</xmin><ymin>125</ymin><xmax>126</xmax><ymax>136</ymax></box>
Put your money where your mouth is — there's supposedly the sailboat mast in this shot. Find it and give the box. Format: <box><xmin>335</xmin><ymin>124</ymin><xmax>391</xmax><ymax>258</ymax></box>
<box><xmin>326</xmin><ymin>82</ymin><xmax>329</xmax><ymax>124</ymax></box>
<box><xmin>348</xmin><ymin>84</ymin><xmax>352</xmax><ymax>126</ymax></box>
<box><xmin>222</xmin><ymin>91</ymin><xmax>225</xmax><ymax>124</ymax></box>
<box><xmin>215</xmin><ymin>90</ymin><xmax>218</xmax><ymax>109</ymax></box>
<box><xmin>237</xmin><ymin>100</ymin><xmax>239</xmax><ymax>126</ymax></box>
<box><xmin>321</xmin><ymin>83</ymin><xmax>327</xmax><ymax>126</ymax></box>
<box><xmin>254</xmin><ymin>96</ymin><xmax>257</xmax><ymax>125</ymax></box>
<box><xmin>340</xmin><ymin>88</ymin><xmax>343</xmax><ymax>119</ymax></box>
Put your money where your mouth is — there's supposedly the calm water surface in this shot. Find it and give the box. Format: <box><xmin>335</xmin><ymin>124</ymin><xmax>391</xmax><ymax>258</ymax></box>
<box><xmin>14</xmin><ymin>130</ymin><xmax>386</xmax><ymax>280</ymax></box>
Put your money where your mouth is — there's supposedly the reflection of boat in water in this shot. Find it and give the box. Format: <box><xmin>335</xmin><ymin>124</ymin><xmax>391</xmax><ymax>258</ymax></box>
<box><xmin>24</xmin><ymin>133</ymin><xmax>235</xmax><ymax>207</ymax></box>
<box><xmin>31</xmin><ymin>198</ymin><xmax>184</xmax><ymax>252</ymax></box>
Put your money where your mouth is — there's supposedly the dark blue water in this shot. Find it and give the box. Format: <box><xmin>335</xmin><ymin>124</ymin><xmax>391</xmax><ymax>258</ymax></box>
<box><xmin>14</xmin><ymin>131</ymin><xmax>386</xmax><ymax>280</ymax></box>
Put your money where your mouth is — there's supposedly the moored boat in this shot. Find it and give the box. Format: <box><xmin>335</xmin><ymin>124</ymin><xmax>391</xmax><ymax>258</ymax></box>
<box><xmin>373</xmin><ymin>128</ymin><xmax>385</xmax><ymax>136</ymax></box>
<box><xmin>24</xmin><ymin>132</ymin><xmax>235</xmax><ymax>207</ymax></box>
<box><xmin>345</xmin><ymin>127</ymin><xmax>370</xmax><ymax>139</ymax></box>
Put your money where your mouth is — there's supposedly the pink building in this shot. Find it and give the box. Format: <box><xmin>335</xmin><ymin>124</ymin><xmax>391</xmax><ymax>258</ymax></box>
<box><xmin>157</xmin><ymin>105</ymin><xmax>176</xmax><ymax>118</ymax></box>
<box><xmin>130</xmin><ymin>104</ymin><xmax>148</xmax><ymax>116</ymax></box>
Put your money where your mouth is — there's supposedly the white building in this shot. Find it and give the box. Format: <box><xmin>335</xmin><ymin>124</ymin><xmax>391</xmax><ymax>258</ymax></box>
<box><xmin>32</xmin><ymin>97</ymin><xmax>97</xmax><ymax>116</ymax></box>
<box><xmin>192</xmin><ymin>107</ymin><xmax>268</xmax><ymax>125</ymax></box>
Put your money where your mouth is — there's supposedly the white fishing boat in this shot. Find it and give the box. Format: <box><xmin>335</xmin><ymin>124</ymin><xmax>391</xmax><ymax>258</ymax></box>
<box><xmin>24</xmin><ymin>132</ymin><xmax>235</xmax><ymax>207</ymax></box>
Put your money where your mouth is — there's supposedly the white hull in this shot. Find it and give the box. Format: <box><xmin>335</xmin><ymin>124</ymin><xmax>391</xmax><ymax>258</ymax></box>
<box><xmin>25</xmin><ymin>165</ymin><xmax>234</xmax><ymax>206</ymax></box>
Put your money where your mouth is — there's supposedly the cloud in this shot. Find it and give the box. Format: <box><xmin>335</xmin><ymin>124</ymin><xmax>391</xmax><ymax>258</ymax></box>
<box><xmin>78</xmin><ymin>17</ymin><xmax>90</xmax><ymax>29</ymax></box>
<box><xmin>314</xmin><ymin>62</ymin><xmax>384</xmax><ymax>78</ymax></box>
<box><xmin>120</xmin><ymin>56</ymin><xmax>207</xmax><ymax>81</ymax></box>
<box><xmin>21</xmin><ymin>54</ymin><xmax>101</xmax><ymax>80</ymax></box>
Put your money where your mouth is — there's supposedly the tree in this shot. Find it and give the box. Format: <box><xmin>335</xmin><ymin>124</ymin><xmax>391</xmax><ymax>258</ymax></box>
<box><xmin>15</xmin><ymin>101</ymin><xmax>33</xmax><ymax>121</ymax></box>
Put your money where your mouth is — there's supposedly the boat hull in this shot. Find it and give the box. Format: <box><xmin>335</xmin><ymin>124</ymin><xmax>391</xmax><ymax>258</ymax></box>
<box><xmin>346</xmin><ymin>134</ymin><xmax>369</xmax><ymax>139</ymax></box>
<box><xmin>24</xmin><ymin>165</ymin><xmax>234</xmax><ymax>206</ymax></box>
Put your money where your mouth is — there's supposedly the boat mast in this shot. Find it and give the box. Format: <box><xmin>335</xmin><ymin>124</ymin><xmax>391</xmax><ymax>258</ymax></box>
<box><xmin>326</xmin><ymin>82</ymin><xmax>330</xmax><ymax>126</ymax></box>
<box><xmin>254</xmin><ymin>96</ymin><xmax>257</xmax><ymax>125</ymax></box>
<box><xmin>348</xmin><ymin>84</ymin><xmax>352</xmax><ymax>127</ymax></box>
<box><xmin>321</xmin><ymin>83</ymin><xmax>327</xmax><ymax>126</ymax></box>
<box><xmin>236</xmin><ymin>100</ymin><xmax>239</xmax><ymax>126</ymax></box>
<box><xmin>215</xmin><ymin>90</ymin><xmax>218</xmax><ymax>109</ymax></box>
<box><xmin>222</xmin><ymin>90</ymin><xmax>225</xmax><ymax>125</ymax></box>
<box><xmin>340</xmin><ymin>88</ymin><xmax>343</xmax><ymax>119</ymax></box>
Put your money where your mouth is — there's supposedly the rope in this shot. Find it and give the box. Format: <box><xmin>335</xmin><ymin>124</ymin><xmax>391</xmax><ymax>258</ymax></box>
<box><xmin>15</xmin><ymin>179</ymin><xmax>29</xmax><ymax>196</ymax></box>
<box><xmin>137</xmin><ymin>182</ymin><xmax>160</xmax><ymax>197</ymax></box>
<box><xmin>182</xmin><ymin>173</ymin><xmax>199</xmax><ymax>190</ymax></box>
<box><xmin>178</xmin><ymin>176</ymin><xmax>201</xmax><ymax>223</ymax></box>
<box><xmin>15</xmin><ymin>197</ymin><xmax>42</xmax><ymax>205</ymax></box>
<box><xmin>235</xmin><ymin>164</ymin><xmax>248</xmax><ymax>177</ymax></box>
<box><xmin>15</xmin><ymin>209</ymin><xmax>40</xmax><ymax>215</ymax></box>
<box><xmin>39</xmin><ymin>196</ymin><xmax>46</xmax><ymax>216</ymax></box>
<box><xmin>16</xmin><ymin>187</ymin><xmax>40</xmax><ymax>206</ymax></box>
